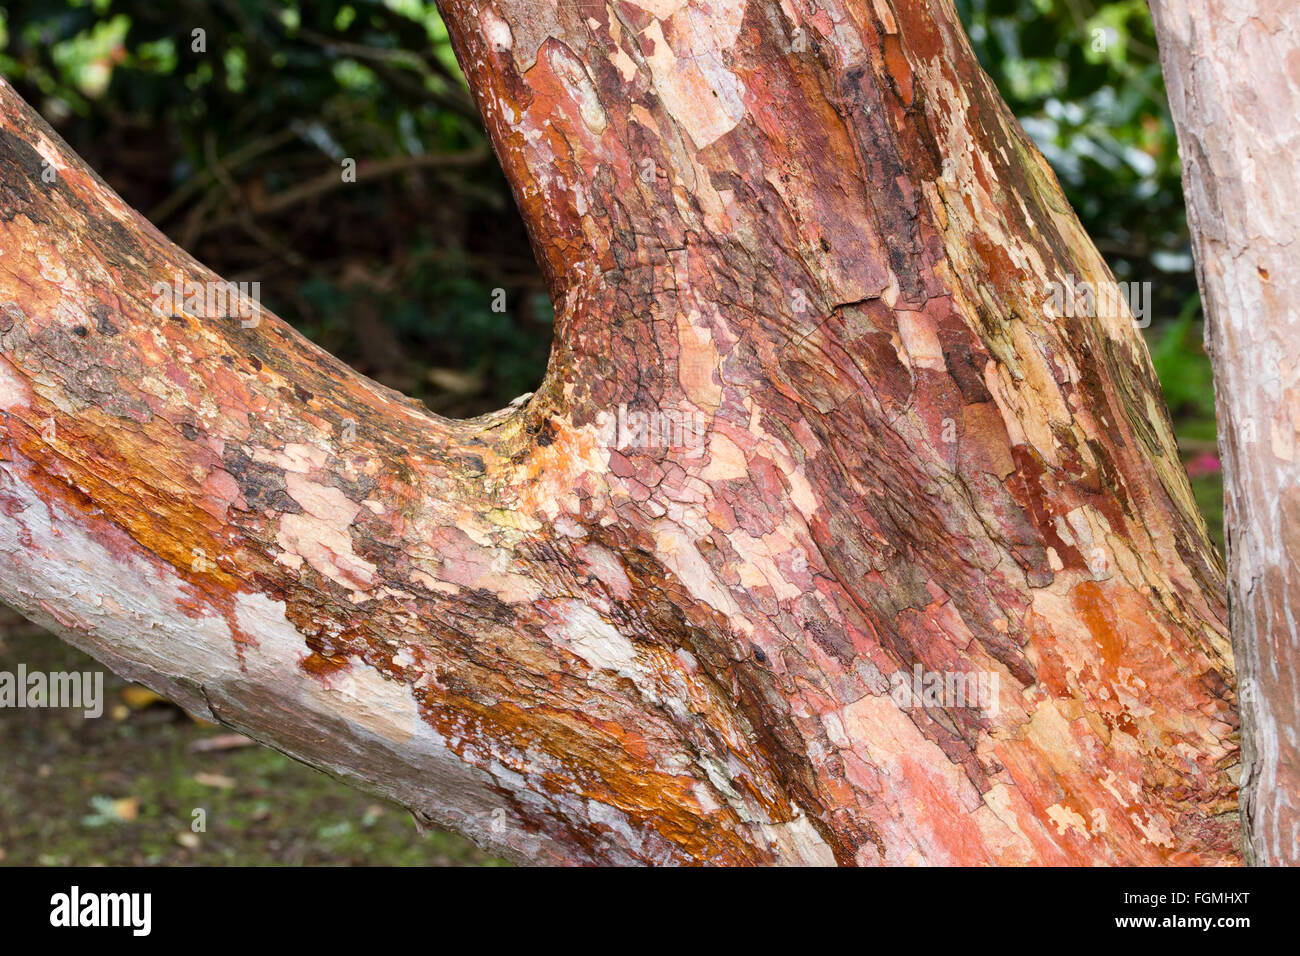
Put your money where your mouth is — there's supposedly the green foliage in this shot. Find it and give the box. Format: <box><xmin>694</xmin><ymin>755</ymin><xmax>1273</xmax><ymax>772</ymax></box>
<box><xmin>957</xmin><ymin>0</ymin><xmax>1196</xmax><ymax>313</ymax></box>
<box><xmin>1149</xmin><ymin>308</ymin><xmax>1217</xmax><ymax>443</ymax></box>
<box><xmin>1</xmin><ymin>0</ymin><xmax>542</xmax><ymax>416</ymax></box>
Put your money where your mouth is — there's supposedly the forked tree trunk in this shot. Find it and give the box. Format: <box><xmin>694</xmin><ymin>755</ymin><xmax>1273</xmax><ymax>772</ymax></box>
<box><xmin>0</xmin><ymin>0</ymin><xmax>1240</xmax><ymax>864</ymax></box>
<box><xmin>1151</xmin><ymin>0</ymin><xmax>1300</xmax><ymax>866</ymax></box>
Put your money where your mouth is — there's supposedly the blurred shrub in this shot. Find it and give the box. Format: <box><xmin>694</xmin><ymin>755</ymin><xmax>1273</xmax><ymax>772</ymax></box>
<box><xmin>0</xmin><ymin>0</ymin><xmax>545</xmax><ymax>415</ymax></box>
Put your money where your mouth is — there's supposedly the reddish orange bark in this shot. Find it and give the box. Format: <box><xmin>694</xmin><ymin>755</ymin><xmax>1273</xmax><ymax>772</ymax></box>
<box><xmin>0</xmin><ymin>0</ymin><xmax>1239</xmax><ymax>865</ymax></box>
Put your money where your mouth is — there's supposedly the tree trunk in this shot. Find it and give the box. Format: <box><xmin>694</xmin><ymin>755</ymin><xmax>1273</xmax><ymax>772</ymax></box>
<box><xmin>1150</xmin><ymin>0</ymin><xmax>1300</xmax><ymax>866</ymax></box>
<box><xmin>0</xmin><ymin>0</ymin><xmax>1240</xmax><ymax>865</ymax></box>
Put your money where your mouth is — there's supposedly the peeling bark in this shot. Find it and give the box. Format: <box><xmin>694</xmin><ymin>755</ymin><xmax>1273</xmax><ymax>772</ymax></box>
<box><xmin>0</xmin><ymin>0</ymin><xmax>1240</xmax><ymax>865</ymax></box>
<box><xmin>1150</xmin><ymin>0</ymin><xmax>1300</xmax><ymax>866</ymax></box>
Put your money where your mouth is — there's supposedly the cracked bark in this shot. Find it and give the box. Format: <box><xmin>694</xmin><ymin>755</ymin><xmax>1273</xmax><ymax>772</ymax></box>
<box><xmin>0</xmin><ymin>0</ymin><xmax>1240</xmax><ymax>865</ymax></box>
<box><xmin>1151</xmin><ymin>0</ymin><xmax>1300</xmax><ymax>866</ymax></box>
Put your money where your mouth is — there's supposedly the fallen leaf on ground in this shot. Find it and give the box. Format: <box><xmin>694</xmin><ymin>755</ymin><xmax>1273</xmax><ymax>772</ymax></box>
<box><xmin>187</xmin><ymin>733</ymin><xmax>255</xmax><ymax>753</ymax></box>
<box><xmin>121</xmin><ymin>686</ymin><xmax>165</xmax><ymax>710</ymax></box>
<box><xmin>193</xmin><ymin>772</ymin><xmax>237</xmax><ymax>789</ymax></box>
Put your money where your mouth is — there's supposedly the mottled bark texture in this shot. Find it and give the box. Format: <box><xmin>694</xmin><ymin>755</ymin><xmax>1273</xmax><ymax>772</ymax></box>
<box><xmin>0</xmin><ymin>0</ymin><xmax>1240</xmax><ymax>865</ymax></box>
<box><xmin>1151</xmin><ymin>0</ymin><xmax>1300</xmax><ymax>866</ymax></box>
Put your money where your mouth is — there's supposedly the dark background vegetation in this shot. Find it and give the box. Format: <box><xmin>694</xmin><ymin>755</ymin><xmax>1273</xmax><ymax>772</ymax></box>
<box><xmin>0</xmin><ymin>0</ymin><xmax>1222</xmax><ymax>865</ymax></box>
